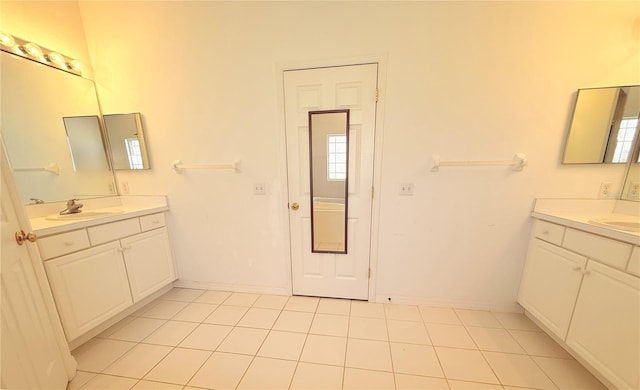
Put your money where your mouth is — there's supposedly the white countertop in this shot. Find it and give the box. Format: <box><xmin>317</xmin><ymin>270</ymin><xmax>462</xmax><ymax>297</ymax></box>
<box><xmin>532</xmin><ymin>199</ymin><xmax>640</xmax><ymax>245</ymax></box>
<box><xmin>28</xmin><ymin>196</ymin><xmax>169</xmax><ymax>236</ymax></box>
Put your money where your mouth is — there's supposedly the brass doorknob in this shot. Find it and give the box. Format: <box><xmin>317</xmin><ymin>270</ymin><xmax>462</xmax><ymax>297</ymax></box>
<box><xmin>15</xmin><ymin>230</ymin><xmax>37</xmax><ymax>245</ymax></box>
<box><xmin>290</xmin><ymin>202</ymin><xmax>300</xmax><ymax>211</ymax></box>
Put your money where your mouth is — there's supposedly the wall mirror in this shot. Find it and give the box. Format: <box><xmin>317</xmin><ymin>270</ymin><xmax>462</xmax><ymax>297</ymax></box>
<box><xmin>103</xmin><ymin>113</ymin><xmax>151</xmax><ymax>170</ymax></box>
<box><xmin>563</xmin><ymin>85</ymin><xmax>640</xmax><ymax>164</ymax></box>
<box><xmin>0</xmin><ymin>51</ymin><xmax>116</xmax><ymax>204</ymax></box>
<box><xmin>63</xmin><ymin>116</ymin><xmax>110</xmax><ymax>171</ymax></box>
<box><xmin>309</xmin><ymin>109</ymin><xmax>349</xmax><ymax>254</ymax></box>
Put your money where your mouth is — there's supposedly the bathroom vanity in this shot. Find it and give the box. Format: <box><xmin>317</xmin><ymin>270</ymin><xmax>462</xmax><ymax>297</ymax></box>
<box><xmin>27</xmin><ymin>196</ymin><xmax>176</xmax><ymax>348</ymax></box>
<box><xmin>518</xmin><ymin>199</ymin><xmax>639</xmax><ymax>390</ymax></box>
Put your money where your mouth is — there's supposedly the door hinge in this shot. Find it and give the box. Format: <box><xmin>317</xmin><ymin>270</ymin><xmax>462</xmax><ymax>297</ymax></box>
<box><xmin>375</xmin><ymin>88</ymin><xmax>379</xmax><ymax>103</ymax></box>
<box><xmin>368</xmin><ymin>268</ymin><xmax>371</xmax><ymax>279</ymax></box>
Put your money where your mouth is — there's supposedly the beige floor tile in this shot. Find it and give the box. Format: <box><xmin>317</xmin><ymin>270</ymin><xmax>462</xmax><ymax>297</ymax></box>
<box><xmin>395</xmin><ymin>373</ymin><xmax>449</xmax><ymax>390</ymax></box>
<box><xmin>107</xmin><ymin>317</ymin><xmax>166</xmax><ymax>342</ymax></box>
<box><xmin>310</xmin><ymin>313</ymin><xmax>349</xmax><ymax>337</ymax></box>
<box><xmin>448</xmin><ymin>379</ymin><xmax>505</xmax><ymax>390</ymax></box>
<box><xmin>272</xmin><ymin>310</ymin><xmax>314</xmax><ymax>333</ymax></box>
<box><xmin>345</xmin><ymin>338</ymin><xmax>392</xmax><ymax>372</ymax></box>
<box><xmin>348</xmin><ymin>316</ymin><xmax>388</xmax><ymax>340</ymax></box>
<box><xmin>252</xmin><ymin>294</ymin><xmax>290</xmax><ymax>310</ymax></box>
<box><xmin>96</xmin><ymin>316</ymin><xmax>135</xmax><ymax>338</ymax></box>
<box><xmin>426</xmin><ymin>323</ymin><xmax>477</xmax><ymax>349</ymax></box>
<box><xmin>73</xmin><ymin>338</ymin><xmax>136</xmax><ymax>372</ymax></box>
<box><xmin>217</xmin><ymin>326</ymin><xmax>269</xmax><ymax>355</ymax></box>
<box><xmin>483</xmin><ymin>351</ymin><xmax>556</xmax><ymax>390</ymax></box>
<box><xmin>144</xmin><ymin>348</ymin><xmax>211</xmax><ymax>385</ymax></box>
<box><xmin>188</xmin><ymin>352</ymin><xmax>253</xmax><ymax>390</ymax></box>
<box><xmin>385</xmin><ymin>304</ymin><xmax>423</xmax><ymax>321</ymax></box>
<box><xmin>79</xmin><ymin>374</ymin><xmax>137</xmax><ymax>389</ymax></box>
<box><xmin>435</xmin><ymin>347</ymin><xmax>499</xmax><ymax>384</ymax></box>
<box><xmin>131</xmin><ymin>380</ymin><xmax>183</xmax><ymax>390</ymax></box>
<box><xmin>142</xmin><ymin>320</ymin><xmax>198</xmax><ymax>346</ymax></box>
<box><xmin>236</xmin><ymin>307</ymin><xmax>280</xmax><ymax>329</ymax></box>
<box><xmin>492</xmin><ymin>311</ymin><xmax>541</xmax><ymax>331</ymax></box>
<box><xmin>466</xmin><ymin>326</ymin><xmax>526</xmax><ymax>354</ymax></box>
<box><xmin>178</xmin><ymin>323</ymin><xmax>232</xmax><ymax>350</ymax></box>
<box><xmin>66</xmin><ymin>371</ymin><xmax>96</xmax><ymax>390</ymax></box>
<box><xmin>161</xmin><ymin>288</ymin><xmax>206</xmax><ymax>302</ymax></box>
<box><xmin>203</xmin><ymin>305</ymin><xmax>249</xmax><ymax>326</ymax></box>
<box><xmin>343</xmin><ymin>368</ymin><xmax>395</xmax><ymax>390</ymax></box>
<box><xmin>390</xmin><ymin>343</ymin><xmax>443</xmax><ymax>377</ymax></box>
<box><xmin>284</xmin><ymin>295</ymin><xmax>320</xmax><ymax>312</ymax></box>
<box><xmin>533</xmin><ymin>356</ymin><xmax>607</xmax><ymax>390</ymax></box>
<box><xmin>350</xmin><ymin>301</ymin><xmax>385</xmax><ymax>318</ymax></box>
<box><xmin>103</xmin><ymin>343</ymin><xmax>172</xmax><ymax>378</ymax></box>
<box><xmin>290</xmin><ymin>362</ymin><xmax>344</xmax><ymax>390</ymax></box>
<box><xmin>387</xmin><ymin>319</ymin><xmax>431</xmax><ymax>345</ymax></box>
<box><xmin>236</xmin><ymin>357</ymin><xmax>297</xmax><ymax>390</ymax></box>
<box><xmin>300</xmin><ymin>334</ymin><xmax>347</xmax><ymax>366</ymax></box>
<box><xmin>223</xmin><ymin>292</ymin><xmax>260</xmax><ymax>307</ymax></box>
<box><xmin>194</xmin><ymin>290</ymin><xmax>232</xmax><ymax>304</ymax></box>
<box><xmin>171</xmin><ymin>302</ymin><xmax>218</xmax><ymax>322</ymax></box>
<box><xmin>419</xmin><ymin>306</ymin><xmax>462</xmax><ymax>325</ymax></box>
<box><xmin>509</xmin><ymin>330</ymin><xmax>572</xmax><ymax>358</ymax></box>
<box><xmin>139</xmin><ymin>300</ymin><xmax>189</xmax><ymax>320</ymax></box>
<box><xmin>257</xmin><ymin>330</ymin><xmax>307</xmax><ymax>360</ymax></box>
<box><xmin>454</xmin><ymin>309</ymin><xmax>502</xmax><ymax>328</ymax></box>
<box><xmin>317</xmin><ymin>297</ymin><xmax>351</xmax><ymax>315</ymax></box>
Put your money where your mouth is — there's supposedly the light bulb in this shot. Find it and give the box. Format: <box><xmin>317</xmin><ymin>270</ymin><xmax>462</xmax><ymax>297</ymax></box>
<box><xmin>23</xmin><ymin>42</ymin><xmax>43</xmax><ymax>58</ymax></box>
<box><xmin>68</xmin><ymin>59</ymin><xmax>82</xmax><ymax>73</ymax></box>
<box><xmin>0</xmin><ymin>31</ymin><xmax>15</xmax><ymax>47</ymax></box>
<box><xmin>47</xmin><ymin>51</ymin><xmax>65</xmax><ymax>65</ymax></box>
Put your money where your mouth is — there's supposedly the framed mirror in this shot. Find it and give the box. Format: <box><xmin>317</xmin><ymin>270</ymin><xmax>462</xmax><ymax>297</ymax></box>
<box><xmin>103</xmin><ymin>113</ymin><xmax>150</xmax><ymax>170</ymax></box>
<box><xmin>63</xmin><ymin>116</ymin><xmax>110</xmax><ymax>171</ymax></box>
<box><xmin>563</xmin><ymin>85</ymin><xmax>640</xmax><ymax>164</ymax></box>
<box><xmin>309</xmin><ymin>109</ymin><xmax>349</xmax><ymax>254</ymax></box>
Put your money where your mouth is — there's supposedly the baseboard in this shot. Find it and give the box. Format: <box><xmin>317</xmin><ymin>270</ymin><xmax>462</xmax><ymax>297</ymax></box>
<box><xmin>173</xmin><ymin>279</ymin><xmax>290</xmax><ymax>296</ymax></box>
<box><xmin>374</xmin><ymin>293</ymin><xmax>523</xmax><ymax>313</ymax></box>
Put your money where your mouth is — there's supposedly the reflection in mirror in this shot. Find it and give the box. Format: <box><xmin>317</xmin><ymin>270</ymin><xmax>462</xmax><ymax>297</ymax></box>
<box><xmin>103</xmin><ymin>113</ymin><xmax>150</xmax><ymax>170</ymax></box>
<box><xmin>63</xmin><ymin>116</ymin><xmax>109</xmax><ymax>171</ymax></box>
<box><xmin>621</xmin><ymin>129</ymin><xmax>640</xmax><ymax>201</ymax></box>
<box><xmin>563</xmin><ymin>85</ymin><xmax>640</xmax><ymax>164</ymax></box>
<box><xmin>309</xmin><ymin>109</ymin><xmax>349</xmax><ymax>254</ymax></box>
<box><xmin>0</xmin><ymin>51</ymin><xmax>116</xmax><ymax>204</ymax></box>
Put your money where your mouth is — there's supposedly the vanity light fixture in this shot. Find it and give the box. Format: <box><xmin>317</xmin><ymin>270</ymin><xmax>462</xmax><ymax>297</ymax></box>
<box><xmin>0</xmin><ymin>31</ymin><xmax>82</xmax><ymax>76</ymax></box>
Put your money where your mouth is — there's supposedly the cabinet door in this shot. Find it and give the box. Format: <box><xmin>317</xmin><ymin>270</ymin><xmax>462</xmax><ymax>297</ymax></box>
<box><xmin>566</xmin><ymin>262</ymin><xmax>640</xmax><ymax>390</ymax></box>
<box><xmin>518</xmin><ymin>239</ymin><xmax>587</xmax><ymax>339</ymax></box>
<box><xmin>121</xmin><ymin>228</ymin><xmax>176</xmax><ymax>303</ymax></box>
<box><xmin>44</xmin><ymin>242</ymin><xmax>133</xmax><ymax>341</ymax></box>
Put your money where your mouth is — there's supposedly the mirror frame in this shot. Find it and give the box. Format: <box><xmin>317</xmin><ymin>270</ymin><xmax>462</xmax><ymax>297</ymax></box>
<box><xmin>308</xmin><ymin>109</ymin><xmax>350</xmax><ymax>254</ymax></box>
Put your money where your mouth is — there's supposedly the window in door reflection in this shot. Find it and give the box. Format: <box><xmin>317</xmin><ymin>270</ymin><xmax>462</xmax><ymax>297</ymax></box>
<box><xmin>611</xmin><ymin>117</ymin><xmax>639</xmax><ymax>163</ymax></box>
<box><xmin>327</xmin><ymin>134</ymin><xmax>347</xmax><ymax>180</ymax></box>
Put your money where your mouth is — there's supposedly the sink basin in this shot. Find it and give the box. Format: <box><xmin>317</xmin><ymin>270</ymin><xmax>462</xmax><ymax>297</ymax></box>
<box><xmin>45</xmin><ymin>209</ymin><xmax>124</xmax><ymax>221</ymax></box>
<box><xmin>589</xmin><ymin>218</ymin><xmax>640</xmax><ymax>232</ymax></box>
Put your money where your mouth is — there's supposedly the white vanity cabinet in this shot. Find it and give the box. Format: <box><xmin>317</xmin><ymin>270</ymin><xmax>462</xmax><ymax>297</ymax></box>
<box><xmin>518</xmin><ymin>219</ymin><xmax>639</xmax><ymax>390</ymax></box>
<box><xmin>39</xmin><ymin>212</ymin><xmax>176</xmax><ymax>342</ymax></box>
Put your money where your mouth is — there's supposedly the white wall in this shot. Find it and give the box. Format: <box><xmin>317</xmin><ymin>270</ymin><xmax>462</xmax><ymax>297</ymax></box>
<box><xmin>31</xmin><ymin>1</ymin><xmax>640</xmax><ymax>309</ymax></box>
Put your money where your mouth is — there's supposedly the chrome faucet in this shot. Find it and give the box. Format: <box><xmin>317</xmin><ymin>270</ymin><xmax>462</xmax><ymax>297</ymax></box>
<box><xmin>60</xmin><ymin>199</ymin><xmax>83</xmax><ymax>215</ymax></box>
<box><xmin>29</xmin><ymin>198</ymin><xmax>45</xmax><ymax>204</ymax></box>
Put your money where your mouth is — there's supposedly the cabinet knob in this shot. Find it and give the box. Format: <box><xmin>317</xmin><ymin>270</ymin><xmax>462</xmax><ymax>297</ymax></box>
<box><xmin>15</xmin><ymin>230</ymin><xmax>37</xmax><ymax>245</ymax></box>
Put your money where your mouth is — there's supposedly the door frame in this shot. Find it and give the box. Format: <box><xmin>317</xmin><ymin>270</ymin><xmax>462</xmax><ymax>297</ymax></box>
<box><xmin>275</xmin><ymin>55</ymin><xmax>388</xmax><ymax>302</ymax></box>
<box><xmin>0</xmin><ymin>139</ymin><xmax>77</xmax><ymax>379</ymax></box>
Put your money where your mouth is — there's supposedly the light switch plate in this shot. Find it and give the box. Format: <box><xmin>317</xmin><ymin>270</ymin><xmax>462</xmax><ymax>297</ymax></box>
<box><xmin>399</xmin><ymin>183</ymin><xmax>414</xmax><ymax>196</ymax></box>
<box><xmin>254</xmin><ymin>183</ymin><xmax>266</xmax><ymax>195</ymax></box>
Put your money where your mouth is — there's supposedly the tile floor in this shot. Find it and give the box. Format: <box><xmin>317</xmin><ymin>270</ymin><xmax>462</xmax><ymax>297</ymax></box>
<box><xmin>67</xmin><ymin>288</ymin><xmax>607</xmax><ymax>390</ymax></box>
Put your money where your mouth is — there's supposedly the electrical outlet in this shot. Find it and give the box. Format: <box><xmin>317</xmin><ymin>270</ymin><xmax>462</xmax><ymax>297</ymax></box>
<box><xmin>598</xmin><ymin>182</ymin><xmax>612</xmax><ymax>198</ymax></box>
<box><xmin>121</xmin><ymin>181</ymin><xmax>130</xmax><ymax>194</ymax></box>
<box><xmin>629</xmin><ymin>181</ymin><xmax>640</xmax><ymax>199</ymax></box>
<box><xmin>399</xmin><ymin>182</ymin><xmax>414</xmax><ymax>196</ymax></box>
<box><xmin>254</xmin><ymin>183</ymin><xmax>266</xmax><ymax>195</ymax></box>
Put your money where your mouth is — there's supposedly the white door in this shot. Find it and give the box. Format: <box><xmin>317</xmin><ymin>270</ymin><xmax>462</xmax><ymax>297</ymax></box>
<box><xmin>1</xmin><ymin>153</ymin><xmax>69</xmax><ymax>388</ymax></box>
<box><xmin>284</xmin><ymin>64</ymin><xmax>377</xmax><ymax>300</ymax></box>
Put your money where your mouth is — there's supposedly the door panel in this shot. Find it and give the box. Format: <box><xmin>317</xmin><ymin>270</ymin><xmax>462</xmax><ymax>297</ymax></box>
<box><xmin>284</xmin><ymin>64</ymin><xmax>377</xmax><ymax>299</ymax></box>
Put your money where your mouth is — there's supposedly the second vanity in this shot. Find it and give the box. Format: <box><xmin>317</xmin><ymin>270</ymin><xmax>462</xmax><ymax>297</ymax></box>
<box><xmin>518</xmin><ymin>199</ymin><xmax>639</xmax><ymax>390</ymax></box>
<box><xmin>27</xmin><ymin>196</ymin><xmax>177</xmax><ymax>349</ymax></box>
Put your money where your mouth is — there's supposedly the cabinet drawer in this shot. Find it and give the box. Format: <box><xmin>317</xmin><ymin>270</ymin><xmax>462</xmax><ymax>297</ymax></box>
<box><xmin>563</xmin><ymin>228</ymin><xmax>632</xmax><ymax>269</ymax></box>
<box><xmin>140</xmin><ymin>213</ymin><xmax>166</xmax><ymax>232</ymax></box>
<box><xmin>532</xmin><ymin>220</ymin><xmax>565</xmax><ymax>246</ymax></box>
<box><xmin>628</xmin><ymin>247</ymin><xmax>640</xmax><ymax>277</ymax></box>
<box><xmin>38</xmin><ymin>230</ymin><xmax>90</xmax><ymax>260</ymax></box>
<box><xmin>88</xmin><ymin>218</ymin><xmax>141</xmax><ymax>245</ymax></box>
